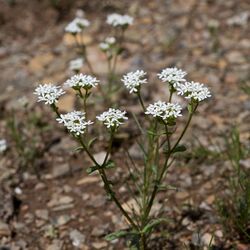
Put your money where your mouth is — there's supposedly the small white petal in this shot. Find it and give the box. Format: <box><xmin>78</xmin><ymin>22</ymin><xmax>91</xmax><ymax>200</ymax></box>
<box><xmin>64</xmin><ymin>74</ymin><xmax>99</xmax><ymax>89</ymax></box>
<box><xmin>65</xmin><ymin>17</ymin><xmax>90</xmax><ymax>33</ymax></box>
<box><xmin>106</xmin><ymin>13</ymin><xmax>133</xmax><ymax>27</ymax></box>
<box><xmin>176</xmin><ymin>81</ymin><xmax>211</xmax><ymax>102</ymax></box>
<box><xmin>97</xmin><ymin>108</ymin><xmax>128</xmax><ymax>128</ymax></box>
<box><xmin>145</xmin><ymin>101</ymin><xmax>182</xmax><ymax>119</ymax></box>
<box><xmin>158</xmin><ymin>67</ymin><xmax>187</xmax><ymax>88</ymax></box>
<box><xmin>121</xmin><ymin>70</ymin><xmax>147</xmax><ymax>94</ymax></box>
<box><xmin>34</xmin><ymin>84</ymin><xmax>65</xmax><ymax>105</ymax></box>
<box><xmin>57</xmin><ymin>111</ymin><xmax>93</xmax><ymax>136</ymax></box>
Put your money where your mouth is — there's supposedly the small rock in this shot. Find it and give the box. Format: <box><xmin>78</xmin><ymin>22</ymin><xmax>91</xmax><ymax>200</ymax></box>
<box><xmin>0</xmin><ymin>221</ymin><xmax>10</xmax><ymax>237</ymax></box>
<box><xmin>92</xmin><ymin>241</ymin><xmax>108</xmax><ymax>249</ymax></box>
<box><xmin>35</xmin><ymin>182</ymin><xmax>46</xmax><ymax>190</ymax></box>
<box><xmin>226</xmin><ymin>51</ymin><xmax>245</xmax><ymax>64</ymax></box>
<box><xmin>90</xmin><ymin>195</ymin><xmax>106</xmax><ymax>208</ymax></box>
<box><xmin>205</xmin><ymin>195</ymin><xmax>215</xmax><ymax>205</ymax></box>
<box><xmin>215</xmin><ymin>230</ymin><xmax>223</xmax><ymax>238</ymax></box>
<box><xmin>35</xmin><ymin>209</ymin><xmax>49</xmax><ymax>221</ymax></box>
<box><xmin>93</xmin><ymin>152</ymin><xmax>108</xmax><ymax>165</ymax></box>
<box><xmin>176</xmin><ymin>191</ymin><xmax>189</xmax><ymax>200</ymax></box>
<box><xmin>91</xmin><ymin>227</ymin><xmax>105</xmax><ymax>237</ymax></box>
<box><xmin>55</xmin><ymin>215</ymin><xmax>71</xmax><ymax>226</ymax></box>
<box><xmin>52</xmin><ymin>163</ymin><xmax>71</xmax><ymax>178</ymax></box>
<box><xmin>128</xmin><ymin>143</ymin><xmax>144</xmax><ymax>160</ymax></box>
<box><xmin>47</xmin><ymin>195</ymin><xmax>74</xmax><ymax>207</ymax></box>
<box><xmin>202</xmin><ymin>233</ymin><xmax>214</xmax><ymax>245</ymax></box>
<box><xmin>77</xmin><ymin>176</ymin><xmax>99</xmax><ymax>185</ymax></box>
<box><xmin>47</xmin><ymin>240</ymin><xmax>63</xmax><ymax>250</ymax></box>
<box><xmin>69</xmin><ymin>229</ymin><xmax>85</xmax><ymax>247</ymax></box>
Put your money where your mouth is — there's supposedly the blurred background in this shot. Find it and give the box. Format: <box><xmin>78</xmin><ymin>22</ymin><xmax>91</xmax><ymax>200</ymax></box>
<box><xmin>0</xmin><ymin>0</ymin><xmax>249</xmax><ymax>249</ymax></box>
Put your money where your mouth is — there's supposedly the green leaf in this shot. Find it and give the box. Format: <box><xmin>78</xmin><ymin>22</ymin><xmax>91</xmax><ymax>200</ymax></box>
<box><xmin>142</xmin><ymin>218</ymin><xmax>169</xmax><ymax>233</ymax></box>
<box><xmin>172</xmin><ymin>145</ymin><xmax>187</xmax><ymax>153</ymax></box>
<box><xmin>73</xmin><ymin>146</ymin><xmax>84</xmax><ymax>152</ymax></box>
<box><xmin>105</xmin><ymin>230</ymin><xmax>138</xmax><ymax>241</ymax></box>
<box><xmin>87</xmin><ymin>137</ymin><xmax>97</xmax><ymax>148</ymax></box>
<box><xmin>86</xmin><ymin>165</ymin><xmax>99</xmax><ymax>174</ymax></box>
<box><xmin>104</xmin><ymin>160</ymin><xmax>115</xmax><ymax>169</ymax></box>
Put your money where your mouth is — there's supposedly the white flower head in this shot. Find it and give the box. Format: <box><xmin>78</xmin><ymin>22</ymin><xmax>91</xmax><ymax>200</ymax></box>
<box><xmin>64</xmin><ymin>74</ymin><xmax>99</xmax><ymax>90</ymax></box>
<box><xmin>0</xmin><ymin>139</ymin><xmax>7</xmax><ymax>153</ymax></box>
<box><xmin>65</xmin><ymin>17</ymin><xmax>90</xmax><ymax>34</ymax></box>
<box><xmin>177</xmin><ymin>81</ymin><xmax>211</xmax><ymax>102</ymax></box>
<box><xmin>34</xmin><ymin>84</ymin><xmax>65</xmax><ymax>105</ymax></box>
<box><xmin>97</xmin><ymin>108</ymin><xmax>128</xmax><ymax>129</ymax></box>
<box><xmin>145</xmin><ymin>101</ymin><xmax>182</xmax><ymax>120</ymax></box>
<box><xmin>121</xmin><ymin>70</ymin><xmax>147</xmax><ymax>93</ymax></box>
<box><xmin>158</xmin><ymin>67</ymin><xmax>187</xmax><ymax>88</ymax></box>
<box><xmin>106</xmin><ymin>13</ymin><xmax>133</xmax><ymax>27</ymax></box>
<box><xmin>57</xmin><ymin>111</ymin><xmax>93</xmax><ymax>136</ymax></box>
<box><xmin>69</xmin><ymin>58</ymin><xmax>84</xmax><ymax>71</ymax></box>
<box><xmin>99</xmin><ymin>37</ymin><xmax>116</xmax><ymax>51</ymax></box>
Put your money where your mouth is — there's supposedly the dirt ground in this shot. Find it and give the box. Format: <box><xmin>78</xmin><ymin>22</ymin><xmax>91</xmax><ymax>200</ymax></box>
<box><xmin>0</xmin><ymin>0</ymin><xmax>249</xmax><ymax>249</ymax></box>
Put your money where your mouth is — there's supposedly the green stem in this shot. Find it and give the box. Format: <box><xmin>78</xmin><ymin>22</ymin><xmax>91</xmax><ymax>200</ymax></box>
<box><xmin>77</xmin><ymin>136</ymin><xmax>139</xmax><ymax>231</ymax></box>
<box><xmin>137</xmin><ymin>91</ymin><xmax>146</xmax><ymax>112</ymax></box>
<box><xmin>51</xmin><ymin>103</ymin><xmax>60</xmax><ymax>117</ymax></box>
<box><xmin>144</xmin><ymin>104</ymin><xmax>198</xmax><ymax>220</ymax></box>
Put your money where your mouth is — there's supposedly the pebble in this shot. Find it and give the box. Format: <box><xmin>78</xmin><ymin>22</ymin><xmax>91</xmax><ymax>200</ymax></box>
<box><xmin>46</xmin><ymin>240</ymin><xmax>63</xmax><ymax>250</ymax></box>
<box><xmin>93</xmin><ymin>151</ymin><xmax>108</xmax><ymax>165</ymax></box>
<box><xmin>35</xmin><ymin>209</ymin><xmax>49</xmax><ymax>221</ymax></box>
<box><xmin>0</xmin><ymin>221</ymin><xmax>10</xmax><ymax>237</ymax></box>
<box><xmin>54</xmin><ymin>215</ymin><xmax>71</xmax><ymax>226</ymax></box>
<box><xmin>77</xmin><ymin>176</ymin><xmax>99</xmax><ymax>185</ymax></box>
<box><xmin>92</xmin><ymin>241</ymin><xmax>108</xmax><ymax>249</ymax></box>
<box><xmin>69</xmin><ymin>229</ymin><xmax>85</xmax><ymax>247</ymax></box>
<box><xmin>52</xmin><ymin>163</ymin><xmax>71</xmax><ymax>178</ymax></box>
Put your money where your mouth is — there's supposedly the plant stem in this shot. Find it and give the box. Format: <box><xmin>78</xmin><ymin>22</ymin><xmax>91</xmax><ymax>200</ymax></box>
<box><xmin>137</xmin><ymin>91</ymin><xmax>146</xmax><ymax>112</ymax></box>
<box><xmin>139</xmin><ymin>233</ymin><xmax>146</xmax><ymax>250</ymax></box>
<box><xmin>144</xmin><ymin>104</ymin><xmax>198</xmax><ymax>220</ymax></box>
<box><xmin>77</xmin><ymin>136</ymin><xmax>139</xmax><ymax>231</ymax></box>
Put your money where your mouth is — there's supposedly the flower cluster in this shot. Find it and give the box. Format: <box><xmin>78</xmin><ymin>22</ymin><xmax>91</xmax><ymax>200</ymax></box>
<box><xmin>57</xmin><ymin>111</ymin><xmax>93</xmax><ymax>136</ymax></box>
<box><xmin>34</xmin><ymin>84</ymin><xmax>65</xmax><ymax>105</ymax></box>
<box><xmin>177</xmin><ymin>81</ymin><xmax>211</xmax><ymax>102</ymax></box>
<box><xmin>145</xmin><ymin>101</ymin><xmax>182</xmax><ymax>120</ymax></box>
<box><xmin>97</xmin><ymin>108</ymin><xmax>128</xmax><ymax>129</ymax></box>
<box><xmin>69</xmin><ymin>58</ymin><xmax>84</xmax><ymax>72</ymax></box>
<box><xmin>0</xmin><ymin>139</ymin><xmax>7</xmax><ymax>153</ymax></box>
<box><xmin>158</xmin><ymin>67</ymin><xmax>187</xmax><ymax>88</ymax></box>
<box><xmin>106</xmin><ymin>13</ymin><xmax>133</xmax><ymax>27</ymax></box>
<box><xmin>65</xmin><ymin>17</ymin><xmax>90</xmax><ymax>34</ymax></box>
<box><xmin>99</xmin><ymin>37</ymin><xmax>116</xmax><ymax>51</ymax></box>
<box><xmin>121</xmin><ymin>70</ymin><xmax>147</xmax><ymax>93</ymax></box>
<box><xmin>64</xmin><ymin>74</ymin><xmax>99</xmax><ymax>90</ymax></box>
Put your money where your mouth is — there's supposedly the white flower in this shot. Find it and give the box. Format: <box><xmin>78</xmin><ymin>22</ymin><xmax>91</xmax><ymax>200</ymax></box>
<box><xmin>121</xmin><ymin>70</ymin><xmax>147</xmax><ymax>93</ymax></box>
<box><xmin>158</xmin><ymin>67</ymin><xmax>187</xmax><ymax>88</ymax></box>
<box><xmin>34</xmin><ymin>84</ymin><xmax>65</xmax><ymax>105</ymax></box>
<box><xmin>69</xmin><ymin>58</ymin><xmax>84</xmax><ymax>71</ymax></box>
<box><xmin>145</xmin><ymin>101</ymin><xmax>182</xmax><ymax>120</ymax></box>
<box><xmin>0</xmin><ymin>139</ymin><xmax>7</xmax><ymax>153</ymax></box>
<box><xmin>106</xmin><ymin>13</ymin><xmax>133</xmax><ymax>27</ymax></box>
<box><xmin>57</xmin><ymin>111</ymin><xmax>93</xmax><ymax>136</ymax></box>
<box><xmin>64</xmin><ymin>74</ymin><xmax>99</xmax><ymax>89</ymax></box>
<box><xmin>99</xmin><ymin>37</ymin><xmax>116</xmax><ymax>51</ymax></box>
<box><xmin>96</xmin><ymin>108</ymin><xmax>128</xmax><ymax>129</ymax></box>
<box><xmin>65</xmin><ymin>17</ymin><xmax>90</xmax><ymax>34</ymax></box>
<box><xmin>177</xmin><ymin>81</ymin><xmax>211</xmax><ymax>102</ymax></box>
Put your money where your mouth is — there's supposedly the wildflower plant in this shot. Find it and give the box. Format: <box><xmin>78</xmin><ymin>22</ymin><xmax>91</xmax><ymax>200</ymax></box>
<box><xmin>35</xmin><ymin>65</ymin><xmax>211</xmax><ymax>248</ymax></box>
<box><xmin>65</xmin><ymin>12</ymin><xmax>133</xmax><ymax>95</ymax></box>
